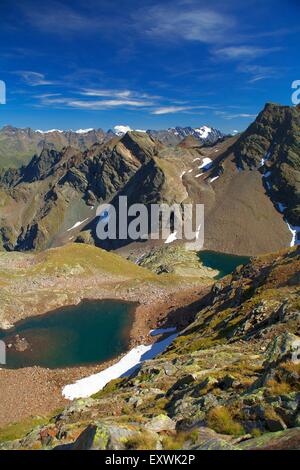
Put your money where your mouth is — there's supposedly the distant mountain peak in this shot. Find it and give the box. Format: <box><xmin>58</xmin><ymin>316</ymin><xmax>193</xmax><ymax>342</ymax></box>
<box><xmin>147</xmin><ymin>125</ymin><xmax>224</xmax><ymax>146</ymax></box>
<box><xmin>194</xmin><ymin>125</ymin><xmax>212</xmax><ymax>139</ymax></box>
<box><xmin>113</xmin><ymin>125</ymin><xmax>132</xmax><ymax>136</ymax></box>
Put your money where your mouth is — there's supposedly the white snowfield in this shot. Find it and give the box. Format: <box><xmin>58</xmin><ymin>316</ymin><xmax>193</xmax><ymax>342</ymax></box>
<box><xmin>114</xmin><ymin>125</ymin><xmax>132</xmax><ymax>135</ymax></box>
<box><xmin>75</xmin><ymin>128</ymin><xmax>94</xmax><ymax>134</ymax></box>
<box><xmin>194</xmin><ymin>126</ymin><xmax>212</xmax><ymax>139</ymax></box>
<box><xmin>62</xmin><ymin>333</ymin><xmax>178</xmax><ymax>400</ymax></box>
<box><xmin>36</xmin><ymin>128</ymin><xmax>94</xmax><ymax>134</ymax></box>
<box><xmin>113</xmin><ymin>125</ymin><xmax>146</xmax><ymax>135</ymax></box>
<box><xmin>36</xmin><ymin>129</ymin><xmax>64</xmax><ymax>133</ymax></box>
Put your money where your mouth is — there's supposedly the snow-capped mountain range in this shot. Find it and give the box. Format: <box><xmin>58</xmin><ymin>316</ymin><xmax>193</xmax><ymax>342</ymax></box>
<box><xmin>146</xmin><ymin>125</ymin><xmax>224</xmax><ymax>145</ymax></box>
<box><xmin>34</xmin><ymin>124</ymin><xmax>224</xmax><ymax>145</ymax></box>
<box><xmin>0</xmin><ymin>124</ymin><xmax>224</xmax><ymax>169</ymax></box>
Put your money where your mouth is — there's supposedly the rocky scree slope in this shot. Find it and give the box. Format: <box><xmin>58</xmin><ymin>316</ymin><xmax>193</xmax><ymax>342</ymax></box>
<box><xmin>1</xmin><ymin>246</ymin><xmax>299</xmax><ymax>450</ymax></box>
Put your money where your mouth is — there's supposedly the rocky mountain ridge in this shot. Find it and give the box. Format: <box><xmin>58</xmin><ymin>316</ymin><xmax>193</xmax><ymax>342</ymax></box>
<box><xmin>0</xmin><ymin>102</ymin><xmax>298</xmax><ymax>254</ymax></box>
<box><xmin>232</xmin><ymin>102</ymin><xmax>300</xmax><ymax>226</ymax></box>
<box><xmin>0</xmin><ymin>124</ymin><xmax>224</xmax><ymax>170</ymax></box>
<box><xmin>147</xmin><ymin>125</ymin><xmax>224</xmax><ymax>146</ymax></box>
<box><xmin>0</xmin><ymin>125</ymin><xmax>113</xmax><ymax>169</ymax></box>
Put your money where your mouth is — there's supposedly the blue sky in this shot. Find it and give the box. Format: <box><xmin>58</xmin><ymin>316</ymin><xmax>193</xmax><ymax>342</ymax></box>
<box><xmin>0</xmin><ymin>0</ymin><xmax>299</xmax><ymax>133</ymax></box>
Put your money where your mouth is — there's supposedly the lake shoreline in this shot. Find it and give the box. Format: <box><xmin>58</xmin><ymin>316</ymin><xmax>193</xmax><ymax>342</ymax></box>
<box><xmin>0</xmin><ymin>246</ymin><xmax>253</xmax><ymax>427</ymax></box>
<box><xmin>0</xmin><ymin>284</ymin><xmax>209</xmax><ymax>427</ymax></box>
<box><xmin>0</xmin><ymin>299</ymin><xmax>138</xmax><ymax>370</ymax></box>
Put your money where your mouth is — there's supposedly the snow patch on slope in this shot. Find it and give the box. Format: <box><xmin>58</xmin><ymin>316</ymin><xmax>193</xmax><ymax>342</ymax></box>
<box><xmin>286</xmin><ymin>223</ymin><xmax>300</xmax><ymax>247</ymax></box>
<box><xmin>62</xmin><ymin>333</ymin><xmax>178</xmax><ymax>399</ymax></box>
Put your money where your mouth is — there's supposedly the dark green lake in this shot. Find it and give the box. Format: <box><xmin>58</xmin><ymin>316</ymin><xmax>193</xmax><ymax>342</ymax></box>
<box><xmin>0</xmin><ymin>300</ymin><xmax>134</xmax><ymax>369</ymax></box>
<box><xmin>198</xmin><ymin>251</ymin><xmax>250</xmax><ymax>279</ymax></box>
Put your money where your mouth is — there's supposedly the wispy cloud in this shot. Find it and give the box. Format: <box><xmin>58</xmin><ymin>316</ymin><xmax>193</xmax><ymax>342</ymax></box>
<box><xmin>67</xmin><ymin>99</ymin><xmax>152</xmax><ymax>109</ymax></box>
<box><xmin>36</xmin><ymin>92</ymin><xmax>155</xmax><ymax>110</ymax></box>
<box><xmin>80</xmin><ymin>88</ymin><xmax>161</xmax><ymax>100</ymax></box>
<box><xmin>215</xmin><ymin>110</ymin><xmax>257</xmax><ymax>120</ymax></box>
<box><xmin>151</xmin><ymin>106</ymin><xmax>194</xmax><ymax>115</ymax></box>
<box><xmin>237</xmin><ymin>64</ymin><xmax>283</xmax><ymax>83</ymax></box>
<box><xmin>213</xmin><ymin>46</ymin><xmax>281</xmax><ymax>61</ymax></box>
<box><xmin>34</xmin><ymin>86</ymin><xmax>167</xmax><ymax>111</ymax></box>
<box><xmin>35</xmin><ymin>86</ymin><xmax>217</xmax><ymax>114</ymax></box>
<box><xmin>81</xmin><ymin>89</ymin><xmax>133</xmax><ymax>98</ymax></box>
<box><xmin>134</xmin><ymin>5</ymin><xmax>234</xmax><ymax>44</ymax></box>
<box><xmin>22</xmin><ymin>2</ymin><xmax>104</xmax><ymax>34</ymax></box>
<box><xmin>18</xmin><ymin>71</ymin><xmax>56</xmax><ymax>86</ymax></box>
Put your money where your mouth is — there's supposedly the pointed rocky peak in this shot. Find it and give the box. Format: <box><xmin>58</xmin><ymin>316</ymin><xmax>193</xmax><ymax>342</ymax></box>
<box><xmin>119</xmin><ymin>130</ymin><xmax>157</xmax><ymax>162</ymax></box>
<box><xmin>21</xmin><ymin>147</ymin><xmax>64</xmax><ymax>182</ymax></box>
<box><xmin>231</xmin><ymin>102</ymin><xmax>300</xmax><ymax>227</ymax></box>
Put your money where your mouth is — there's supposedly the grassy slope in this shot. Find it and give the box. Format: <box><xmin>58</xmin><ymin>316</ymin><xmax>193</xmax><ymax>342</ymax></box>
<box><xmin>0</xmin><ymin>243</ymin><xmax>158</xmax><ymax>280</ymax></box>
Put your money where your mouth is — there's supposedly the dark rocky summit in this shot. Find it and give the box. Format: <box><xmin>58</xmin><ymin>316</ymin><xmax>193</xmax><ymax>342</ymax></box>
<box><xmin>232</xmin><ymin>103</ymin><xmax>300</xmax><ymax>226</ymax></box>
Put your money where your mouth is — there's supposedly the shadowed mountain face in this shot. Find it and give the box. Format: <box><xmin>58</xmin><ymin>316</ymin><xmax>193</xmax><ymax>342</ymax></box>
<box><xmin>232</xmin><ymin>103</ymin><xmax>300</xmax><ymax>226</ymax></box>
<box><xmin>0</xmin><ymin>103</ymin><xmax>299</xmax><ymax>254</ymax></box>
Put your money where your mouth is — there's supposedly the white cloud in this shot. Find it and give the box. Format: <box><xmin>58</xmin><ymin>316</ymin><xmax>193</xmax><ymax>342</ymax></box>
<box><xmin>151</xmin><ymin>106</ymin><xmax>193</xmax><ymax>115</ymax></box>
<box><xmin>213</xmin><ymin>46</ymin><xmax>281</xmax><ymax>60</ymax></box>
<box><xmin>217</xmin><ymin>112</ymin><xmax>257</xmax><ymax>120</ymax></box>
<box><xmin>237</xmin><ymin>64</ymin><xmax>282</xmax><ymax>83</ymax></box>
<box><xmin>81</xmin><ymin>89</ymin><xmax>133</xmax><ymax>98</ymax></box>
<box><xmin>23</xmin><ymin>2</ymin><xmax>103</xmax><ymax>34</ymax></box>
<box><xmin>37</xmin><ymin>95</ymin><xmax>153</xmax><ymax>110</ymax></box>
<box><xmin>137</xmin><ymin>6</ymin><xmax>234</xmax><ymax>44</ymax></box>
<box><xmin>18</xmin><ymin>71</ymin><xmax>55</xmax><ymax>86</ymax></box>
<box><xmin>68</xmin><ymin>99</ymin><xmax>151</xmax><ymax>109</ymax></box>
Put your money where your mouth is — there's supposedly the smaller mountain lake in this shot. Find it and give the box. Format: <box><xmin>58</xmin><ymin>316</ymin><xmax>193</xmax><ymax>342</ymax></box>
<box><xmin>0</xmin><ymin>300</ymin><xmax>135</xmax><ymax>369</ymax></box>
<box><xmin>198</xmin><ymin>251</ymin><xmax>251</xmax><ymax>279</ymax></box>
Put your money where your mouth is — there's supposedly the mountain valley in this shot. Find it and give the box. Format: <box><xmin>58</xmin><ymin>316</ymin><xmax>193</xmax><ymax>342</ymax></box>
<box><xmin>0</xmin><ymin>102</ymin><xmax>299</xmax><ymax>451</ymax></box>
